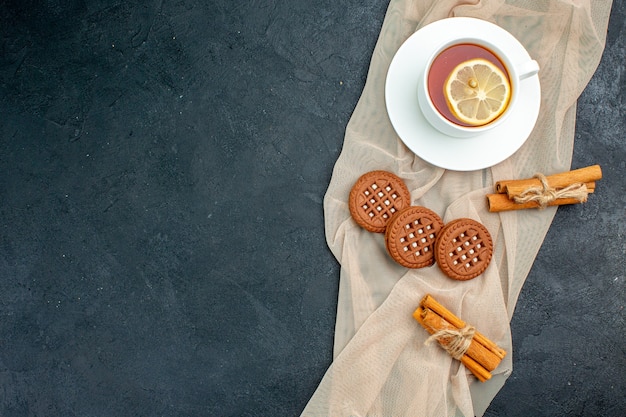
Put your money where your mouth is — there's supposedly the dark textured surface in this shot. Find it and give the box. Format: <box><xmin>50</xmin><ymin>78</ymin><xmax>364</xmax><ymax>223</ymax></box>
<box><xmin>0</xmin><ymin>1</ymin><xmax>624</xmax><ymax>416</ymax></box>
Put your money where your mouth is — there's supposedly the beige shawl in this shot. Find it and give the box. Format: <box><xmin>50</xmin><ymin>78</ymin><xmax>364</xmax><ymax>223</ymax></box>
<box><xmin>302</xmin><ymin>0</ymin><xmax>613</xmax><ymax>416</ymax></box>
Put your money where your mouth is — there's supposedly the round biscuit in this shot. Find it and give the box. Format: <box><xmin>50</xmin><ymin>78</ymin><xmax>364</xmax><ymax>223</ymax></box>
<box><xmin>348</xmin><ymin>170</ymin><xmax>410</xmax><ymax>233</ymax></box>
<box><xmin>385</xmin><ymin>206</ymin><xmax>444</xmax><ymax>268</ymax></box>
<box><xmin>434</xmin><ymin>218</ymin><xmax>493</xmax><ymax>280</ymax></box>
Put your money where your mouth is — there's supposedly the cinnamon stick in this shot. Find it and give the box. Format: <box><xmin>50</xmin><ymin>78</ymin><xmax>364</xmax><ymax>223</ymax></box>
<box><xmin>486</xmin><ymin>193</ymin><xmax>593</xmax><ymax>213</ymax></box>
<box><xmin>415</xmin><ymin>307</ymin><xmax>502</xmax><ymax>372</ymax></box>
<box><xmin>494</xmin><ymin>165</ymin><xmax>602</xmax><ymax>195</ymax></box>
<box><xmin>460</xmin><ymin>354</ymin><xmax>491</xmax><ymax>383</ymax></box>
<box><xmin>413</xmin><ymin>307</ymin><xmax>491</xmax><ymax>382</ymax></box>
<box><xmin>420</xmin><ymin>294</ymin><xmax>506</xmax><ymax>360</ymax></box>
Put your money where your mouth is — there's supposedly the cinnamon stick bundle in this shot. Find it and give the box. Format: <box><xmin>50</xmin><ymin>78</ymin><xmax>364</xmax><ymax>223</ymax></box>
<box><xmin>487</xmin><ymin>165</ymin><xmax>602</xmax><ymax>212</ymax></box>
<box><xmin>413</xmin><ymin>294</ymin><xmax>506</xmax><ymax>383</ymax></box>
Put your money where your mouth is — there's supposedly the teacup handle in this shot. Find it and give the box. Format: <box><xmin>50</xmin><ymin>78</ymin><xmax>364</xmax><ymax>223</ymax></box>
<box><xmin>517</xmin><ymin>59</ymin><xmax>540</xmax><ymax>80</ymax></box>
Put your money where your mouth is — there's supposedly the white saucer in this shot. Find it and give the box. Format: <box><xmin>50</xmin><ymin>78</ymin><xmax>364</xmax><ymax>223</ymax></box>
<box><xmin>385</xmin><ymin>17</ymin><xmax>541</xmax><ymax>171</ymax></box>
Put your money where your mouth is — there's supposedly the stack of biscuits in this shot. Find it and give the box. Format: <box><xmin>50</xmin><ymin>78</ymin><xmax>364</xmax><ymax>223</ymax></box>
<box><xmin>348</xmin><ymin>170</ymin><xmax>493</xmax><ymax>281</ymax></box>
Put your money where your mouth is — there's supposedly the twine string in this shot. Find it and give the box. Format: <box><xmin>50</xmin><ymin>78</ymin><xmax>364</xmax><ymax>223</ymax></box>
<box><xmin>425</xmin><ymin>325</ymin><xmax>476</xmax><ymax>360</ymax></box>
<box><xmin>513</xmin><ymin>173</ymin><xmax>589</xmax><ymax>209</ymax></box>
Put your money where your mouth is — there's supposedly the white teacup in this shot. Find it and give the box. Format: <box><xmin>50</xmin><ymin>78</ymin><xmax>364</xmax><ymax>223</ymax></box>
<box><xmin>417</xmin><ymin>38</ymin><xmax>539</xmax><ymax>138</ymax></box>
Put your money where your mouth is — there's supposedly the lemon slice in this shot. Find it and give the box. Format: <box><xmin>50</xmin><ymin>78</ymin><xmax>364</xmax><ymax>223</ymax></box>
<box><xmin>444</xmin><ymin>58</ymin><xmax>511</xmax><ymax>126</ymax></box>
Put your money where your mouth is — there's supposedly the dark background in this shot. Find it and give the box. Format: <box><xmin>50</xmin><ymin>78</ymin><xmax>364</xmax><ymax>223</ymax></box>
<box><xmin>0</xmin><ymin>1</ymin><xmax>624</xmax><ymax>416</ymax></box>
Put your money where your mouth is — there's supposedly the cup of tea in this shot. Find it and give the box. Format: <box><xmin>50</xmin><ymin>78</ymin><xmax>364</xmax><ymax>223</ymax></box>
<box><xmin>417</xmin><ymin>38</ymin><xmax>539</xmax><ymax>138</ymax></box>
